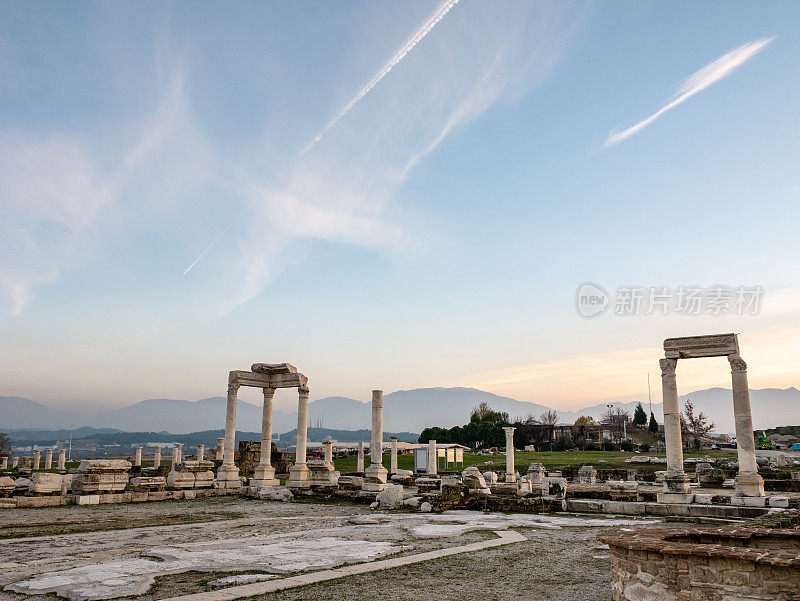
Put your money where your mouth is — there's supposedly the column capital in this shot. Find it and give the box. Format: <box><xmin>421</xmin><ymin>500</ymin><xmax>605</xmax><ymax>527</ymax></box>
<box><xmin>298</xmin><ymin>385</ymin><xmax>310</xmax><ymax>396</ymax></box>
<box><xmin>263</xmin><ymin>387</ymin><xmax>276</xmax><ymax>397</ymax></box>
<box><xmin>228</xmin><ymin>382</ymin><xmax>240</xmax><ymax>395</ymax></box>
<box><xmin>659</xmin><ymin>357</ymin><xmax>678</xmax><ymax>374</ymax></box>
<box><xmin>728</xmin><ymin>353</ymin><xmax>747</xmax><ymax>372</ymax></box>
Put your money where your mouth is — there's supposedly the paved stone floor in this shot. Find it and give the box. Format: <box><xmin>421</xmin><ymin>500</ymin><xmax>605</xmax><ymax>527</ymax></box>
<box><xmin>0</xmin><ymin>496</ymin><xmax>664</xmax><ymax>601</ymax></box>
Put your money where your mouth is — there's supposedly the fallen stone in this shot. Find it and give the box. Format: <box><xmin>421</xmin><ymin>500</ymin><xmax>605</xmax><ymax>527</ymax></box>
<box><xmin>376</xmin><ymin>484</ymin><xmax>404</xmax><ymax>508</ymax></box>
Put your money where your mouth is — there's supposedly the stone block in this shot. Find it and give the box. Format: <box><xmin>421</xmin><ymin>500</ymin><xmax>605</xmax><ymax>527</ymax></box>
<box><xmin>542</xmin><ymin>477</ymin><xmax>567</xmax><ymax>500</ymax></box>
<box><xmin>731</xmin><ymin>495</ymin><xmax>766</xmax><ymax>507</ymax></box>
<box><xmin>76</xmin><ymin>494</ymin><xmax>100</xmax><ymax>505</ymax></box>
<box><xmin>375</xmin><ymin>484</ymin><xmax>404</xmax><ymax>508</ymax></box>
<box><xmin>578</xmin><ymin>465</ymin><xmax>597</xmax><ymax>484</ymax></box>
<box><xmin>415</xmin><ymin>477</ymin><xmax>441</xmax><ymax>493</ymax></box>
<box><xmin>30</xmin><ymin>472</ymin><xmax>63</xmax><ymax>495</ymax></box>
<box><xmin>0</xmin><ymin>476</ymin><xmax>16</xmax><ymax>497</ymax></box>
<box><xmin>337</xmin><ymin>476</ymin><xmax>364</xmax><ymax>490</ymax></box>
<box><xmin>657</xmin><ymin>492</ymin><xmax>695</xmax><ymax>504</ymax></box>
<box><xmin>72</xmin><ymin>472</ymin><xmax>129</xmax><ymax>494</ymax></box>
<box><xmin>131</xmin><ymin>476</ymin><xmax>166</xmax><ymax>491</ymax></box>
<box><xmin>693</xmin><ymin>493</ymin><xmax>715</xmax><ymax>504</ymax></box>
<box><xmin>768</xmin><ymin>495</ymin><xmax>790</xmax><ymax>508</ymax></box>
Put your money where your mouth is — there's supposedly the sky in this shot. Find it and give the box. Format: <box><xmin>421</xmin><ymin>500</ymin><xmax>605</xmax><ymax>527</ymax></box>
<box><xmin>1</xmin><ymin>1</ymin><xmax>800</xmax><ymax>414</ymax></box>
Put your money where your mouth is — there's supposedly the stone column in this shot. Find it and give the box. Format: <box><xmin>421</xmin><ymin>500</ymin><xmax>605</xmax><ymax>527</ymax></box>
<box><xmin>729</xmin><ymin>354</ymin><xmax>765</xmax><ymax>501</ymax></box>
<box><xmin>172</xmin><ymin>444</ymin><xmax>182</xmax><ymax>466</ymax></box>
<box><xmin>363</xmin><ymin>390</ymin><xmax>388</xmax><ymax>490</ymax></box>
<box><xmin>197</xmin><ymin>444</ymin><xmax>205</xmax><ymax>461</ymax></box>
<box><xmin>12</xmin><ymin>457</ymin><xmax>19</xmax><ymax>468</ymax></box>
<box><xmin>134</xmin><ymin>446</ymin><xmax>143</xmax><ymax>467</ymax></box>
<box><xmin>253</xmin><ymin>387</ymin><xmax>279</xmax><ymax>487</ymax></box>
<box><xmin>658</xmin><ymin>358</ymin><xmax>692</xmax><ymax>502</ymax></box>
<box><xmin>45</xmin><ymin>449</ymin><xmax>53</xmax><ymax>470</ymax></box>
<box><xmin>1</xmin><ymin>457</ymin><xmax>7</xmax><ymax>470</ymax></box>
<box><xmin>504</xmin><ymin>427</ymin><xmax>516</xmax><ymax>483</ymax></box>
<box><xmin>57</xmin><ymin>450</ymin><xmax>66</xmax><ymax>471</ymax></box>
<box><xmin>287</xmin><ymin>385</ymin><xmax>311</xmax><ymax>488</ymax></box>
<box><xmin>428</xmin><ymin>439</ymin><xmax>438</xmax><ymax>475</ymax></box>
<box><xmin>216</xmin><ymin>437</ymin><xmax>225</xmax><ymax>460</ymax></box>
<box><xmin>33</xmin><ymin>449</ymin><xmax>41</xmax><ymax>470</ymax></box>
<box><xmin>323</xmin><ymin>440</ymin><xmax>334</xmax><ymax>467</ymax></box>
<box><xmin>153</xmin><ymin>446</ymin><xmax>162</xmax><ymax>468</ymax></box>
<box><xmin>217</xmin><ymin>381</ymin><xmax>241</xmax><ymax>484</ymax></box>
<box><xmin>357</xmin><ymin>442</ymin><xmax>365</xmax><ymax>473</ymax></box>
<box><xmin>390</xmin><ymin>436</ymin><xmax>398</xmax><ymax>474</ymax></box>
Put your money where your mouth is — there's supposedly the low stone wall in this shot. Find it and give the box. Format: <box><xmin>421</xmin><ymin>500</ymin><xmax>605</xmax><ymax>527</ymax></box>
<box><xmin>599</xmin><ymin>526</ymin><xmax>800</xmax><ymax>601</ymax></box>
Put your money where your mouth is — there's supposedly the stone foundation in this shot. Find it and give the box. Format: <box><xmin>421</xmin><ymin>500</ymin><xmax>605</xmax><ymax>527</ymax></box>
<box><xmin>599</xmin><ymin>526</ymin><xmax>800</xmax><ymax>601</ymax></box>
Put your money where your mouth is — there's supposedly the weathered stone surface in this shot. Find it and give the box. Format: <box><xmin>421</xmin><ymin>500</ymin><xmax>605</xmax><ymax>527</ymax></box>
<box><xmin>337</xmin><ymin>476</ymin><xmax>364</xmax><ymax>490</ymax></box>
<box><xmin>0</xmin><ymin>476</ymin><xmax>15</xmax><ymax>497</ymax></box>
<box><xmin>73</xmin><ymin>472</ymin><xmax>129</xmax><ymax>494</ymax></box>
<box><xmin>527</xmin><ymin>463</ymin><xmax>546</xmax><ymax>484</ymax></box>
<box><xmin>251</xmin><ymin>485</ymin><xmax>294</xmax><ymax>502</ymax></box>
<box><xmin>415</xmin><ymin>477</ymin><xmax>441</xmax><ymax>493</ymax></box>
<box><xmin>375</xmin><ymin>484</ymin><xmax>404</xmax><ymax>508</ymax></box>
<box><xmin>483</xmin><ymin>471</ymin><xmax>498</xmax><ymax>484</ymax></box>
<box><xmin>462</xmin><ymin>466</ymin><xmax>489</xmax><ymax>492</ymax></box>
<box><xmin>30</xmin><ymin>472</ymin><xmax>62</xmax><ymax>494</ymax></box>
<box><xmin>131</xmin><ymin>476</ymin><xmax>166</xmax><ymax>491</ymax></box>
<box><xmin>578</xmin><ymin>465</ymin><xmax>597</xmax><ymax>484</ymax></box>
<box><xmin>542</xmin><ymin>477</ymin><xmax>567</xmax><ymax>500</ymax></box>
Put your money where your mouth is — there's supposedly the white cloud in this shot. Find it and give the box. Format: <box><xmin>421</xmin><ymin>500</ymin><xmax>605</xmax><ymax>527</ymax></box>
<box><xmin>604</xmin><ymin>37</ymin><xmax>773</xmax><ymax>148</ymax></box>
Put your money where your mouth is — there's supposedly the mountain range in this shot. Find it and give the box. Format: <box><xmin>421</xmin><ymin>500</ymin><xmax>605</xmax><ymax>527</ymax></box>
<box><xmin>1</xmin><ymin>386</ymin><xmax>799</xmax><ymax>435</ymax></box>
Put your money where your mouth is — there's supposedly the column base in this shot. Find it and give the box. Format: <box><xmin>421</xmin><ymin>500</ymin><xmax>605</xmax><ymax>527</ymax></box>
<box><xmin>663</xmin><ymin>472</ymin><xmax>692</xmax><ymax>494</ymax></box>
<box><xmin>251</xmin><ymin>464</ymin><xmax>279</xmax><ymax>487</ymax></box>
<box><xmin>215</xmin><ymin>464</ymin><xmax>242</xmax><ymax>489</ymax></box>
<box><xmin>364</xmin><ymin>464</ymin><xmax>388</xmax><ymax>482</ymax></box>
<box><xmin>287</xmin><ymin>464</ymin><xmax>311</xmax><ymax>489</ymax></box>
<box><xmin>734</xmin><ymin>472</ymin><xmax>765</xmax><ymax>498</ymax></box>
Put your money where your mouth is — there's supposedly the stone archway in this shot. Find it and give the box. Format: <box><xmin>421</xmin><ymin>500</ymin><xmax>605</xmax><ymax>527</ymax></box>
<box><xmin>216</xmin><ymin>363</ymin><xmax>311</xmax><ymax>490</ymax></box>
<box><xmin>658</xmin><ymin>334</ymin><xmax>765</xmax><ymax>505</ymax></box>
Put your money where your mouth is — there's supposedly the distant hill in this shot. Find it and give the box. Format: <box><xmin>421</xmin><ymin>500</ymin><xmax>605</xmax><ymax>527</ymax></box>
<box><xmin>2</xmin><ymin>386</ymin><xmax>799</xmax><ymax>435</ymax></box>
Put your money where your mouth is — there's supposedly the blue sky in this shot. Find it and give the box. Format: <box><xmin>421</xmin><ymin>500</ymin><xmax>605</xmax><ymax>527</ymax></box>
<box><xmin>1</xmin><ymin>1</ymin><xmax>799</xmax><ymax>412</ymax></box>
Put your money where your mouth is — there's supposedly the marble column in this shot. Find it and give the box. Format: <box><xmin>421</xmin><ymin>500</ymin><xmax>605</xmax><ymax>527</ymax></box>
<box><xmin>504</xmin><ymin>427</ymin><xmax>516</xmax><ymax>483</ymax></box>
<box><xmin>1</xmin><ymin>457</ymin><xmax>6</xmax><ymax>470</ymax></box>
<box><xmin>134</xmin><ymin>446</ymin><xmax>143</xmax><ymax>467</ymax></box>
<box><xmin>216</xmin><ymin>437</ymin><xmax>225</xmax><ymax>461</ymax></box>
<box><xmin>217</xmin><ymin>382</ymin><xmax>241</xmax><ymax>483</ymax></box>
<box><xmin>658</xmin><ymin>358</ymin><xmax>692</xmax><ymax>502</ymax></box>
<box><xmin>153</xmin><ymin>446</ymin><xmax>162</xmax><ymax>468</ymax></box>
<box><xmin>172</xmin><ymin>443</ymin><xmax>183</xmax><ymax>466</ymax></box>
<box><xmin>253</xmin><ymin>387</ymin><xmax>279</xmax><ymax>487</ymax></box>
<box><xmin>57</xmin><ymin>450</ymin><xmax>66</xmax><ymax>471</ymax></box>
<box><xmin>428</xmin><ymin>439</ymin><xmax>438</xmax><ymax>475</ymax></box>
<box><xmin>357</xmin><ymin>442</ymin><xmax>365</xmax><ymax>473</ymax></box>
<box><xmin>363</xmin><ymin>390</ymin><xmax>388</xmax><ymax>489</ymax></box>
<box><xmin>729</xmin><ymin>354</ymin><xmax>765</xmax><ymax>500</ymax></box>
<box><xmin>323</xmin><ymin>440</ymin><xmax>334</xmax><ymax>467</ymax></box>
<box><xmin>390</xmin><ymin>436</ymin><xmax>398</xmax><ymax>474</ymax></box>
<box><xmin>12</xmin><ymin>457</ymin><xmax>19</xmax><ymax>468</ymax></box>
<box><xmin>287</xmin><ymin>385</ymin><xmax>311</xmax><ymax>487</ymax></box>
<box><xmin>33</xmin><ymin>450</ymin><xmax>41</xmax><ymax>470</ymax></box>
<box><xmin>197</xmin><ymin>444</ymin><xmax>205</xmax><ymax>461</ymax></box>
<box><xmin>45</xmin><ymin>449</ymin><xmax>53</xmax><ymax>470</ymax></box>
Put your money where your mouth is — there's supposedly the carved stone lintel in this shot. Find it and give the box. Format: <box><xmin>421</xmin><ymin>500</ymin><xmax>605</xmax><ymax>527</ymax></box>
<box><xmin>659</xmin><ymin>358</ymin><xmax>677</xmax><ymax>375</ymax></box>
<box><xmin>728</xmin><ymin>353</ymin><xmax>747</xmax><ymax>372</ymax></box>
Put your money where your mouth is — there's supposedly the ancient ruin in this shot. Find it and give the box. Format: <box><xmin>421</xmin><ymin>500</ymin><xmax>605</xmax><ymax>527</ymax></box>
<box><xmin>659</xmin><ymin>333</ymin><xmax>765</xmax><ymax>505</ymax></box>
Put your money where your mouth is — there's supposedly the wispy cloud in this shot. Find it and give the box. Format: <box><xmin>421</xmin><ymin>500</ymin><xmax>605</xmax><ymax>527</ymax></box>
<box><xmin>603</xmin><ymin>37</ymin><xmax>773</xmax><ymax>148</ymax></box>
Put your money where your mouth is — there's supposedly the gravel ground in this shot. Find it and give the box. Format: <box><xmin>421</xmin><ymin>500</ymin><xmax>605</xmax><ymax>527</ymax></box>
<box><xmin>0</xmin><ymin>496</ymin><xmax>667</xmax><ymax>601</ymax></box>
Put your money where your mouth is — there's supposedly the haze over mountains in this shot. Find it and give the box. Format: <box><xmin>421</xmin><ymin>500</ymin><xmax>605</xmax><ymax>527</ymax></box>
<box><xmin>1</xmin><ymin>386</ymin><xmax>798</xmax><ymax>435</ymax></box>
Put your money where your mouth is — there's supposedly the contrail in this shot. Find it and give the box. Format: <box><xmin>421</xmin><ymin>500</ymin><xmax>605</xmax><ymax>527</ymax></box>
<box><xmin>301</xmin><ymin>0</ymin><xmax>461</xmax><ymax>155</ymax></box>
<box><xmin>182</xmin><ymin>215</ymin><xmax>241</xmax><ymax>276</ymax></box>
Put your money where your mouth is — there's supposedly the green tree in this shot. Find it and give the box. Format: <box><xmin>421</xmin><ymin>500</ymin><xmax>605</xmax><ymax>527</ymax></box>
<box><xmin>648</xmin><ymin>412</ymin><xmax>659</xmax><ymax>433</ymax></box>
<box><xmin>0</xmin><ymin>433</ymin><xmax>10</xmax><ymax>458</ymax></box>
<box><xmin>633</xmin><ymin>403</ymin><xmax>647</xmax><ymax>427</ymax></box>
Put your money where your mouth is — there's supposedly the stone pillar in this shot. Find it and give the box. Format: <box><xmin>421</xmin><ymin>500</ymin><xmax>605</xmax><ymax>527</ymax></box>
<box><xmin>197</xmin><ymin>444</ymin><xmax>205</xmax><ymax>462</ymax></box>
<box><xmin>390</xmin><ymin>436</ymin><xmax>398</xmax><ymax>474</ymax></box>
<box><xmin>57</xmin><ymin>450</ymin><xmax>66</xmax><ymax>471</ymax></box>
<box><xmin>216</xmin><ymin>437</ymin><xmax>225</xmax><ymax>460</ymax></box>
<box><xmin>658</xmin><ymin>358</ymin><xmax>692</xmax><ymax>502</ymax></box>
<box><xmin>172</xmin><ymin>444</ymin><xmax>182</xmax><ymax>466</ymax></box>
<box><xmin>323</xmin><ymin>440</ymin><xmax>334</xmax><ymax>467</ymax></box>
<box><xmin>428</xmin><ymin>439</ymin><xmax>438</xmax><ymax>475</ymax></box>
<box><xmin>153</xmin><ymin>446</ymin><xmax>162</xmax><ymax>468</ymax></box>
<box><xmin>1</xmin><ymin>457</ymin><xmax>7</xmax><ymax>470</ymax></box>
<box><xmin>729</xmin><ymin>354</ymin><xmax>765</xmax><ymax>502</ymax></box>
<box><xmin>287</xmin><ymin>385</ymin><xmax>311</xmax><ymax>488</ymax></box>
<box><xmin>33</xmin><ymin>449</ymin><xmax>41</xmax><ymax>470</ymax></box>
<box><xmin>357</xmin><ymin>442</ymin><xmax>365</xmax><ymax>473</ymax></box>
<box><xmin>504</xmin><ymin>427</ymin><xmax>516</xmax><ymax>483</ymax></box>
<box><xmin>363</xmin><ymin>390</ymin><xmax>388</xmax><ymax>490</ymax></box>
<box><xmin>45</xmin><ymin>449</ymin><xmax>53</xmax><ymax>470</ymax></box>
<box><xmin>134</xmin><ymin>446</ymin><xmax>143</xmax><ymax>467</ymax></box>
<box><xmin>217</xmin><ymin>381</ymin><xmax>241</xmax><ymax>484</ymax></box>
<box><xmin>12</xmin><ymin>457</ymin><xmax>19</xmax><ymax>468</ymax></box>
<box><xmin>253</xmin><ymin>387</ymin><xmax>279</xmax><ymax>487</ymax></box>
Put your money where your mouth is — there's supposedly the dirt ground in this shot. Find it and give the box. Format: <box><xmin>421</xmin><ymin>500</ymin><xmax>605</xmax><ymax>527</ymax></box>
<box><xmin>0</xmin><ymin>496</ymin><xmax>668</xmax><ymax>601</ymax></box>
